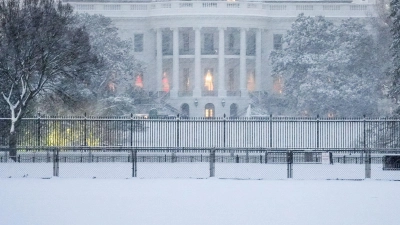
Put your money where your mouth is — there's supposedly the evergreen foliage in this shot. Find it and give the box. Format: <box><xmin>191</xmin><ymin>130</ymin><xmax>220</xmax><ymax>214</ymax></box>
<box><xmin>269</xmin><ymin>14</ymin><xmax>387</xmax><ymax>117</ymax></box>
<box><xmin>37</xmin><ymin>14</ymin><xmax>145</xmax><ymax>116</ymax></box>
<box><xmin>390</xmin><ymin>0</ymin><xmax>400</xmax><ymax>113</ymax></box>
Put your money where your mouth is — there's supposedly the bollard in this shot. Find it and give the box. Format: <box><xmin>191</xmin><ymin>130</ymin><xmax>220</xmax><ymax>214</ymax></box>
<box><xmin>53</xmin><ymin>149</ymin><xmax>59</xmax><ymax>177</ymax></box>
<box><xmin>365</xmin><ymin>149</ymin><xmax>371</xmax><ymax>179</ymax></box>
<box><xmin>131</xmin><ymin>149</ymin><xmax>137</xmax><ymax>177</ymax></box>
<box><xmin>287</xmin><ymin>151</ymin><xmax>293</xmax><ymax>179</ymax></box>
<box><xmin>210</xmin><ymin>148</ymin><xmax>215</xmax><ymax>177</ymax></box>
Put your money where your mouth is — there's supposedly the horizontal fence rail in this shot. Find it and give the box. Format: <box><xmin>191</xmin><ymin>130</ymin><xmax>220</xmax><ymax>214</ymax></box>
<box><xmin>1</xmin><ymin>116</ymin><xmax>400</xmax><ymax>150</ymax></box>
<box><xmin>1</xmin><ymin>147</ymin><xmax>399</xmax><ymax>180</ymax></box>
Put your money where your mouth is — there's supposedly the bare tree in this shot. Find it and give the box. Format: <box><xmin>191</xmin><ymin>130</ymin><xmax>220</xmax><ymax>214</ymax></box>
<box><xmin>0</xmin><ymin>0</ymin><xmax>97</xmax><ymax>160</ymax></box>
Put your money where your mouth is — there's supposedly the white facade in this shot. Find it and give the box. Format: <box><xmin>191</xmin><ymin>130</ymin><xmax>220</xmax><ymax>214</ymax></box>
<box><xmin>67</xmin><ymin>0</ymin><xmax>377</xmax><ymax>117</ymax></box>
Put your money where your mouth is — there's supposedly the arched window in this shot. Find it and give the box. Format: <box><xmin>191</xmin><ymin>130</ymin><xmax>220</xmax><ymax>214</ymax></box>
<box><xmin>230</xmin><ymin>103</ymin><xmax>238</xmax><ymax>118</ymax></box>
<box><xmin>181</xmin><ymin>103</ymin><xmax>190</xmax><ymax>118</ymax></box>
<box><xmin>205</xmin><ymin>103</ymin><xmax>215</xmax><ymax>118</ymax></box>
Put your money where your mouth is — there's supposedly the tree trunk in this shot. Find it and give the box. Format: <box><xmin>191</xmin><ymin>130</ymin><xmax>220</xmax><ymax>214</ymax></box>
<box><xmin>9</xmin><ymin>131</ymin><xmax>17</xmax><ymax>162</ymax></box>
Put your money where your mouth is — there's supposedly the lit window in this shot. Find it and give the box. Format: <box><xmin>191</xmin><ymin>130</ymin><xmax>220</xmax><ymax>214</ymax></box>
<box><xmin>273</xmin><ymin>76</ymin><xmax>283</xmax><ymax>94</ymax></box>
<box><xmin>135</xmin><ymin>74</ymin><xmax>143</xmax><ymax>88</ymax></box>
<box><xmin>204</xmin><ymin>69</ymin><xmax>214</xmax><ymax>91</ymax></box>
<box><xmin>247</xmin><ymin>72</ymin><xmax>255</xmax><ymax>91</ymax></box>
<box><xmin>205</xmin><ymin>103</ymin><xmax>215</xmax><ymax>118</ymax></box>
<box><xmin>162</xmin><ymin>72</ymin><xmax>170</xmax><ymax>92</ymax></box>
<box><xmin>134</xmin><ymin>34</ymin><xmax>144</xmax><ymax>52</ymax></box>
<box><xmin>108</xmin><ymin>82</ymin><xmax>116</xmax><ymax>92</ymax></box>
<box><xmin>183</xmin><ymin>68</ymin><xmax>190</xmax><ymax>91</ymax></box>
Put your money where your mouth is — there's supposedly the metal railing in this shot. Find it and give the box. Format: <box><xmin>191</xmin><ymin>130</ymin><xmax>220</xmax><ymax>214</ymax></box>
<box><xmin>1</xmin><ymin>116</ymin><xmax>400</xmax><ymax>149</ymax></box>
<box><xmin>1</xmin><ymin>147</ymin><xmax>399</xmax><ymax>180</ymax></box>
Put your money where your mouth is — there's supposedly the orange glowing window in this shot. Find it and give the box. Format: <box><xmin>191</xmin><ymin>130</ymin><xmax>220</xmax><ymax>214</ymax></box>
<box><xmin>273</xmin><ymin>76</ymin><xmax>283</xmax><ymax>94</ymax></box>
<box><xmin>135</xmin><ymin>74</ymin><xmax>143</xmax><ymax>88</ymax></box>
<box><xmin>162</xmin><ymin>72</ymin><xmax>170</xmax><ymax>92</ymax></box>
<box><xmin>205</xmin><ymin>70</ymin><xmax>214</xmax><ymax>91</ymax></box>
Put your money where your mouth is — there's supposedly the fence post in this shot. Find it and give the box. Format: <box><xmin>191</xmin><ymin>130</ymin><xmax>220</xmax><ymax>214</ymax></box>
<box><xmin>269</xmin><ymin>114</ymin><xmax>273</xmax><ymax>149</ymax></box>
<box><xmin>176</xmin><ymin>114</ymin><xmax>180</xmax><ymax>150</ymax></box>
<box><xmin>362</xmin><ymin>115</ymin><xmax>366</xmax><ymax>166</ymax></box>
<box><xmin>223</xmin><ymin>114</ymin><xmax>226</xmax><ymax>149</ymax></box>
<box><xmin>210</xmin><ymin>148</ymin><xmax>215</xmax><ymax>177</ymax></box>
<box><xmin>132</xmin><ymin>149</ymin><xmax>137</xmax><ymax>177</ymax></box>
<box><xmin>287</xmin><ymin>150</ymin><xmax>293</xmax><ymax>179</ymax></box>
<box><xmin>84</xmin><ymin>113</ymin><xmax>87</xmax><ymax>147</ymax></box>
<box><xmin>130</xmin><ymin>113</ymin><xmax>133</xmax><ymax>147</ymax></box>
<box><xmin>37</xmin><ymin>112</ymin><xmax>41</xmax><ymax>148</ymax></box>
<box><xmin>316</xmin><ymin>115</ymin><xmax>320</xmax><ymax>150</ymax></box>
<box><xmin>53</xmin><ymin>148</ymin><xmax>59</xmax><ymax>177</ymax></box>
<box><xmin>365</xmin><ymin>149</ymin><xmax>371</xmax><ymax>179</ymax></box>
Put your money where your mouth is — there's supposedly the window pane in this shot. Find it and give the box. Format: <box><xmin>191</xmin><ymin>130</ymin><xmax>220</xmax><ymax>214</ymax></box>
<box><xmin>273</xmin><ymin>34</ymin><xmax>283</xmax><ymax>50</ymax></box>
<box><xmin>134</xmin><ymin>34</ymin><xmax>144</xmax><ymax>52</ymax></box>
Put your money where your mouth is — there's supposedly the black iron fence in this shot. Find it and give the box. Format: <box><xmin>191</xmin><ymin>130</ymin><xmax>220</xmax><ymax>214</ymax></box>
<box><xmin>1</xmin><ymin>115</ymin><xmax>400</xmax><ymax>149</ymax></box>
<box><xmin>1</xmin><ymin>116</ymin><xmax>400</xmax><ymax>180</ymax></box>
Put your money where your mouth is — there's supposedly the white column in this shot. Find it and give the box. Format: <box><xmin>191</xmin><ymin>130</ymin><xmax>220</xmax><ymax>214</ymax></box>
<box><xmin>193</xmin><ymin>27</ymin><xmax>201</xmax><ymax>97</ymax></box>
<box><xmin>256</xmin><ymin>29</ymin><xmax>262</xmax><ymax>91</ymax></box>
<box><xmin>218</xmin><ymin>27</ymin><xmax>226</xmax><ymax>97</ymax></box>
<box><xmin>171</xmin><ymin>27</ymin><xmax>179</xmax><ymax>97</ymax></box>
<box><xmin>240</xmin><ymin>28</ymin><xmax>247</xmax><ymax>97</ymax></box>
<box><xmin>156</xmin><ymin>28</ymin><xmax>163</xmax><ymax>94</ymax></box>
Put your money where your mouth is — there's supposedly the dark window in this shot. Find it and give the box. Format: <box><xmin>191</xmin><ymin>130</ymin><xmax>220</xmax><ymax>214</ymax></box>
<box><xmin>134</xmin><ymin>34</ymin><xmax>144</xmax><ymax>52</ymax></box>
<box><xmin>204</xmin><ymin>33</ymin><xmax>214</xmax><ymax>52</ymax></box>
<box><xmin>229</xmin><ymin>33</ymin><xmax>235</xmax><ymax>50</ymax></box>
<box><xmin>273</xmin><ymin>34</ymin><xmax>283</xmax><ymax>50</ymax></box>
<box><xmin>183</xmin><ymin>33</ymin><xmax>190</xmax><ymax>52</ymax></box>
<box><xmin>247</xmin><ymin>33</ymin><xmax>256</xmax><ymax>55</ymax></box>
<box><xmin>228</xmin><ymin>68</ymin><xmax>235</xmax><ymax>91</ymax></box>
<box><xmin>230</xmin><ymin>104</ymin><xmax>238</xmax><ymax>118</ymax></box>
<box><xmin>162</xmin><ymin>33</ymin><xmax>172</xmax><ymax>55</ymax></box>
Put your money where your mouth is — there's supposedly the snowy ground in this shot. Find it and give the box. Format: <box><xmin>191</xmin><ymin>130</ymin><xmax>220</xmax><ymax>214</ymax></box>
<box><xmin>0</xmin><ymin>178</ymin><xmax>399</xmax><ymax>225</ymax></box>
<box><xmin>1</xmin><ymin>162</ymin><xmax>400</xmax><ymax>180</ymax></box>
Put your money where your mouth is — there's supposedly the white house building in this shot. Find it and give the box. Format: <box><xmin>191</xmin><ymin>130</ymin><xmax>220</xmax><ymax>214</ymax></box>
<box><xmin>66</xmin><ymin>0</ymin><xmax>378</xmax><ymax>117</ymax></box>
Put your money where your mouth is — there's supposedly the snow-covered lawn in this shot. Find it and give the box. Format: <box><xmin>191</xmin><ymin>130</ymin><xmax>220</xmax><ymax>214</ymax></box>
<box><xmin>0</xmin><ymin>178</ymin><xmax>399</xmax><ymax>225</ymax></box>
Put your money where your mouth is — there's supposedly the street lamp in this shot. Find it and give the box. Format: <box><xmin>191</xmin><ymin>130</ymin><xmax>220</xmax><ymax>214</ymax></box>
<box><xmin>194</xmin><ymin>99</ymin><xmax>198</xmax><ymax>107</ymax></box>
<box><xmin>221</xmin><ymin>99</ymin><xmax>226</xmax><ymax>107</ymax></box>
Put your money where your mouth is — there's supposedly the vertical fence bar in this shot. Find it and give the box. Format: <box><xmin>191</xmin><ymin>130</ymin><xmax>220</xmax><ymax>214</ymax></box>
<box><xmin>132</xmin><ymin>148</ymin><xmax>137</xmax><ymax>177</ymax></box>
<box><xmin>37</xmin><ymin>113</ymin><xmax>41</xmax><ymax>148</ymax></box>
<box><xmin>365</xmin><ymin>149</ymin><xmax>371</xmax><ymax>179</ymax></box>
<box><xmin>269</xmin><ymin>114</ymin><xmax>273</xmax><ymax>149</ymax></box>
<box><xmin>316</xmin><ymin>115</ymin><xmax>320</xmax><ymax>150</ymax></box>
<box><xmin>53</xmin><ymin>148</ymin><xmax>59</xmax><ymax>177</ymax></box>
<box><xmin>210</xmin><ymin>148</ymin><xmax>215</xmax><ymax>177</ymax></box>
<box><xmin>176</xmin><ymin>115</ymin><xmax>180</xmax><ymax>151</ymax></box>
<box><xmin>287</xmin><ymin>150</ymin><xmax>293</xmax><ymax>178</ymax></box>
